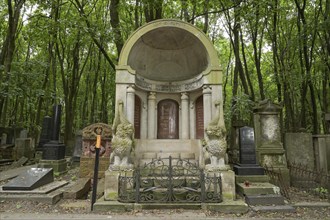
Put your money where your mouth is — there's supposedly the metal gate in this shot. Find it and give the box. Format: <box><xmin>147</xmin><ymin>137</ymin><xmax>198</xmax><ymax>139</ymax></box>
<box><xmin>118</xmin><ymin>156</ymin><xmax>222</xmax><ymax>203</ymax></box>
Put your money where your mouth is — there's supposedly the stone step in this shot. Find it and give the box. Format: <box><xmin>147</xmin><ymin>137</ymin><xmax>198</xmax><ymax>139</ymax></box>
<box><xmin>236</xmin><ymin>182</ymin><xmax>281</xmax><ymax>196</ymax></box>
<box><xmin>251</xmin><ymin>205</ymin><xmax>295</xmax><ymax>213</ymax></box>
<box><xmin>245</xmin><ymin>194</ymin><xmax>285</xmax><ymax>205</ymax></box>
<box><xmin>236</xmin><ymin>175</ymin><xmax>270</xmax><ymax>183</ymax></box>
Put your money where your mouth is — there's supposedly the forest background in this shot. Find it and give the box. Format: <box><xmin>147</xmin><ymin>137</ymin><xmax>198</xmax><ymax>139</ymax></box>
<box><xmin>0</xmin><ymin>0</ymin><xmax>329</xmax><ymax>146</ymax></box>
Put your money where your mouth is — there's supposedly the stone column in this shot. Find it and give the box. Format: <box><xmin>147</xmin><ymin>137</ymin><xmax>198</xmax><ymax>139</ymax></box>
<box><xmin>203</xmin><ymin>86</ymin><xmax>212</xmax><ymax>130</ymax></box>
<box><xmin>147</xmin><ymin>92</ymin><xmax>156</xmax><ymax>139</ymax></box>
<box><xmin>181</xmin><ymin>92</ymin><xmax>189</xmax><ymax>139</ymax></box>
<box><xmin>126</xmin><ymin>85</ymin><xmax>135</xmax><ymax>124</ymax></box>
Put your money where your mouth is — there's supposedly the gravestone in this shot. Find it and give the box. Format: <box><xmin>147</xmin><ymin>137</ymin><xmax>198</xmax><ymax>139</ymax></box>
<box><xmin>233</xmin><ymin>126</ymin><xmax>264</xmax><ymax>175</ymax></box>
<box><xmin>253</xmin><ymin>100</ymin><xmax>290</xmax><ymax>183</ymax></box>
<box><xmin>36</xmin><ymin>116</ymin><xmax>53</xmax><ymax>151</ymax></box>
<box><xmin>72</xmin><ymin>130</ymin><xmax>82</xmax><ymax>162</ymax></box>
<box><xmin>285</xmin><ymin>133</ymin><xmax>314</xmax><ymax>169</ymax></box>
<box><xmin>2</xmin><ymin>168</ymin><xmax>53</xmax><ymax>190</ymax></box>
<box><xmin>39</xmin><ymin>105</ymin><xmax>67</xmax><ymax>175</ymax></box>
<box><xmin>239</xmin><ymin>126</ymin><xmax>257</xmax><ymax>164</ymax></box>
<box><xmin>80</xmin><ymin>123</ymin><xmax>112</xmax><ymax>178</ymax></box>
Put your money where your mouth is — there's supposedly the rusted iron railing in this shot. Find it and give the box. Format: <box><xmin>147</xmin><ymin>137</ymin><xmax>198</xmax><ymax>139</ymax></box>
<box><xmin>288</xmin><ymin>161</ymin><xmax>329</xmax><ymax>200</ymax></box>
<box><xmin>264</xmin><ymin>164</ymin><xmax>290</xmax><ymax>199</ymax></box>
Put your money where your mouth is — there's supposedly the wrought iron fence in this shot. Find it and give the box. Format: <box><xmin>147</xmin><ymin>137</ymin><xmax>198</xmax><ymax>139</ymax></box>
<box><xmin>118</xmin><ymin>156</ymin><xmax>222</xmax><ymax>203</ymax></box>
<box><xmin>288</xmin><ymin>161</ymin><xmax>329</xmax><ymax>200</ymax></box>
<box><xmin>264</xmin><ymin>164</ymin><xmax>290</xmax><ymax>199</ymax></box>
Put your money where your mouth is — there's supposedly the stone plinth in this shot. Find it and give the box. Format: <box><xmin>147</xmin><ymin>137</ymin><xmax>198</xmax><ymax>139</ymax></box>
<box><xmin>285</xmin><ymin>133</ymin><xmax>314</xmax><ymax>169</ymax></box>
<box><xmin>39</xmin><ymin>159</ymin><xmax>67</xmax><ymax>175</ymax></box>
<box><xmin>219</xmin><ymin>170</ymin><xmax>236</xmax><ymax>200</ymax></box>
<box><xmin>104</xmin><ymin>170</ymin><xmax>133</xmax><ymax>201</ymax></box>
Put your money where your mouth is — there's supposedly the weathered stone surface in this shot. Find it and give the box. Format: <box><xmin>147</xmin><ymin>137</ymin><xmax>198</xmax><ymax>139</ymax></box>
<box><xmin>245</xmin><ymin>194</ymin><xmax>285</xmax><ymax>205</ymax></box>
<box><xmin>14</xmin><ymin>138</ymin><xmax>34</xmax><ymax>160</ymax></box>
<box><xmin>104</xmin><ymin>170</ymin><xmax>134</xmax><ymax>201</ymax></box>
<box><xmin>1</xmin><ymin>180</ymin><xmax>68</xmax><ymax>194</ymax></box>
<box><xmin>79</xmin><ymin>156</ymin><xmax>109</xmax><ymax>178</ymax></box>
<box><xmin>0</xmin><ymin>189</ymin><xmax>63</xmax><ymax>204</ymax></box>
<box><xmin>42</xmin><ymin>141</ymin><xmax>66</xmax><ymax>160</ymax></box>
<box><xmin>251</xmin><ymin>205</ymin><xmax>295</xmax><ymax>213</ymax></box>
<box><xmin>39</xmin><ymin>159</ymin><xmax>67</xmax><ymax>175</ymax></box>
<box><xmin>2</xmin><ymin>168</ymin><xmax>53</xmax><ymax>191</ymax></box>
<box><xmin>236</xmin><ymin>182</ymin><xmax>280</xmax><ymax>196</ymax></box>
<box><xmin>0</xmin><ymin>164</ymin><xmax>36</xmax><ymax>181</ymax></box>
<box><xmin>235</xmin><ymin>175</ymin><xmax>270</xmax><ymax>183</ymax></box>
<box><xmin>63</xmin><ymin>178</ymin><xmax>91</xmax><ymax>199</ymax></box>
<box><xmin>285</xmin><ymin>133</ymin><xmax>314</xmax><ymax>169</ymax></box>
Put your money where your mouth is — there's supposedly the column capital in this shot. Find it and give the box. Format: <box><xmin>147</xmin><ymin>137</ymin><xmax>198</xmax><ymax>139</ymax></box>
<box><xmin>148</xmin><ymin>92</ymin><xmax>156</xmax><ymax>100</ymax></box>
<box><xmin>181</xmin><ymin>92</ymin><xmax>189</xmax><ymax>100</ymax></box>
<box><xmin>203</xmin><ymin>86</ymin><xmax>212</xmax><ymax>94</ymax></box>
<box><xmin>126</xmin><ymin>85</ymin><xmax>135</xmax><ymax>93</ymax></box>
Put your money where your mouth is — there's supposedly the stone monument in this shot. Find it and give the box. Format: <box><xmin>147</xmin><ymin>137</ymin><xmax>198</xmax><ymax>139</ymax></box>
<box><xmin>253</xmin><ymin>99</ymin><xmax>290</xmax><ymax>182</ymax></box>
<box><xmin>79</xmin><ymin>123</ymin><xmax>112</xmax><ymax>178</ymax></box>
<box><xmin>233</xmin><ymin>126</ymin><xmax>264</xmax><ymax>175</ymax></box>
<box><xmin>38</xmin><ymin>105</ymin><xmax>67</xmax><ymax>175</ymax></box>
<box><xmin>102</xmin><ymin>19</ymin><xmax>236</xmax><ymax>202</ymax></box>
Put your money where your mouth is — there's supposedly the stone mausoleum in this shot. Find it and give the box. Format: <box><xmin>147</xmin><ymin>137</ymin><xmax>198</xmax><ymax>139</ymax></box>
<box><xmin>103</xmin><ymin>19</ymin><xmax>237</xmax><ymax>205</ymax></box>
<box><xmin>115</xmin><ymin>19</ymin><xmax>224</xmax><ymax>165</ymax></box>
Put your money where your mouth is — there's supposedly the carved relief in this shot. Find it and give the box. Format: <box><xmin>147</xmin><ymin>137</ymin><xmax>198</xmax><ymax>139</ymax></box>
<box><xmin>82</xmin><ymin>123</ymin><xmax>112</xmax><ymax>157</ymax></box>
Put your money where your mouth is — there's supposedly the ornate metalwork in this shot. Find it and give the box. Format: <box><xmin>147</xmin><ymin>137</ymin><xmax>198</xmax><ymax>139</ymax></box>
<box><xmin>118</xmin><ymin>156</ymin><xmax>222</xmax><ymax>203</ymax></box>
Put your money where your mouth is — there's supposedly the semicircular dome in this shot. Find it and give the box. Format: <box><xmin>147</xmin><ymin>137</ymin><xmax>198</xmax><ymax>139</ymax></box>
<box><xmin>127</xmin><ymin>26</ymin><xmax>209</xmax><ymax>82</ymax></box>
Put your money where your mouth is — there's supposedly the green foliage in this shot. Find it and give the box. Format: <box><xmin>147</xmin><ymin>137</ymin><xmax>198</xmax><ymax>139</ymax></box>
<box><xmin>0</xmin><ymin>0</ymin><xmax>328</xmax><ymax>144</ymax></box>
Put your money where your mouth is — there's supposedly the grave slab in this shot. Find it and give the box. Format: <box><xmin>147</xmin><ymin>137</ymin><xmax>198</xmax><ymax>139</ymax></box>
<box><xmin>0</xmin><ymin>180</ymin><xmax>68</xmax><ymax>194</ymax></box>
<box><xmin>2</xmin><ymin>168</ymin><xmax>54</xmax><ymax>190</ymax></box>
<box><xmin>0</xmin><ymin>164</ymin><xmax>36</xmax><ymax>181</ymax></box>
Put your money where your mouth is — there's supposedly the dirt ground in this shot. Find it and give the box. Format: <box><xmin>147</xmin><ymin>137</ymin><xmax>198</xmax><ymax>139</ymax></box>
<box><xmin>0</xmin><ymin>164</ymin><xmax>329</xmax><ymax>219</ymax></box>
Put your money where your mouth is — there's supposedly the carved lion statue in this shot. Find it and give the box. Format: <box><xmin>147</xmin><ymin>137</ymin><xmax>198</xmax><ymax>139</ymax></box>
<box><xmin>203</xmin><ymin>100</ymin><xmax>228</xmax><ymax>170</ymax></box>
<box><xmin>109</xmin><ymin>100</ymin><xmax>134</xmax><ymax>170</ymax></box>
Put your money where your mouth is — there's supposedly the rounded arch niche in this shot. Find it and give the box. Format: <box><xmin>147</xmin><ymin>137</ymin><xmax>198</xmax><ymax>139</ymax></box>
<box><xmin>118</xmin><ymin>19</ymin><xmax>221</xmax><ymax>87</ymax></box>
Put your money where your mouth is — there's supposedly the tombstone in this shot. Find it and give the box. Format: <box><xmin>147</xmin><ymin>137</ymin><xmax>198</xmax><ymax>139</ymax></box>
<box><xmin>19</xmin><ymin>129</ymin><xmax>28</xmax><ymax>139</ymax></box>
<box><xmin>14</xmin><ymin>138</ymin><xmax>35</xmax><ymax>160</ymax></box>
<box><xmin>233</xmin><ymin>126</ymin><xmax>264</xmax><ymax>175</ymax></box>
<box><xmin>285</xmin><ymin>133</ymin><xmax>314</xmax><ymax>169</ymax></box>
<box><xmin>1</xmin><ymin>133</ymin><xmax>7</xmax><ymax>145</ymax></box>
<box><xmin>253</xmin><ymin>100</ymin><xmax>290</xmax><ymax>183</ymax></box>
<box><xmin>72</xmin><ymin>130</ymin><xmax>82</xmax><ymax>162</ymax></box>
<box><xmin>36</xmin><ymin>116</ymin><xmax>53</xmax><ymax>151</ymax></box>
<box><xmin>39</xmin><ymin>105</ymin><xmax>67</xmax><ymax>175</ymax></box>
<box><xmin>79</xmin><ymin>123</ymin><xmax>112</xmax><ymax>178</ymax></box>
<box><xmin>2</xmin><ymin>168</ymin><xmax>54</xmax><ymax>190</ymax></box>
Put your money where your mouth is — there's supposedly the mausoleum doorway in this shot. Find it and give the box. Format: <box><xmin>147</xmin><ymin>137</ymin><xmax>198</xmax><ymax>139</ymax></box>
<box><xmin>157</xmin><ymin>99</ymin><xmax>179</xmax><ymax>139</ymax></box>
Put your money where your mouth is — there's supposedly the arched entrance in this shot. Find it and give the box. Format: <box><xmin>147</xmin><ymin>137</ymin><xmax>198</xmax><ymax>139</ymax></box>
<box><xmin>157</xmin><ymin>99</ymin><xmax>179</xmax><ymax>139</ymax></box>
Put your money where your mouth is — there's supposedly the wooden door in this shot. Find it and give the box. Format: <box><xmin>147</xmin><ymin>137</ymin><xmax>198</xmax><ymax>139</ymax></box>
<box><xmin>195</xmin><ymin>95</ymin><xmax>204</xmax><ymax>139</ymax></box>
<box><xmin>157</xmin><ymin>99</ymin><xmax>179</xmax><ymax>139</ymax></box>
<box><xmin>134</xmin><ymin>95</ymin><xmax>141</xmax><ymax>139</ymax></box>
